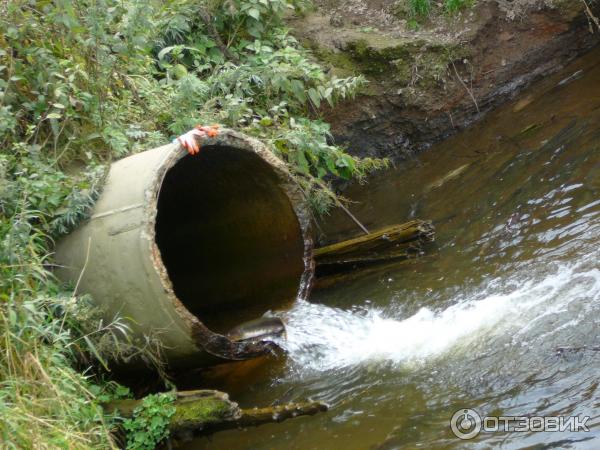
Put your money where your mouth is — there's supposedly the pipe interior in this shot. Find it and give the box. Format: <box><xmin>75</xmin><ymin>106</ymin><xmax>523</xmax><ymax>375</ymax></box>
<box><xmin>155</xmin><ymin>146</ymin><xmax>305</xmax><ymax>333</ymax></box>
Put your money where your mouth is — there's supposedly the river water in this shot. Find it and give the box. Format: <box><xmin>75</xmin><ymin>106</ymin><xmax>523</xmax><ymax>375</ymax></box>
<box><xmin>187</xmin><ymin>46</ymin><xmax>600</xmax><ymax>449</ymax></box>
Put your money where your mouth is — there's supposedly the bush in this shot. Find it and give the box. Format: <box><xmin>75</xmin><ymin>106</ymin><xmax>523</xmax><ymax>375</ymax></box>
<box><xmin>0</xmin><ymin>0</ymin><xmax>388</xmax><ymax>447</ymax></box>
<box><xmin>123</xmin><ymin>393</ymin><xmax>176</xmax><ymax>450</ymax></box>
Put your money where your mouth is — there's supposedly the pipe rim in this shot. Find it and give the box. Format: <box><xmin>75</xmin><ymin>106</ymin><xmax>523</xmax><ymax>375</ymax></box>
<box><xmin>145</xmin><ymin>129</ymin><xmax>314</xmax><ymax>361</ymax></box>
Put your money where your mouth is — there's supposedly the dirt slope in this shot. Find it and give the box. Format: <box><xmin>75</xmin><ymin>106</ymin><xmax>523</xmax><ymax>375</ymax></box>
<box><xmin>290</xmin><ymin>0</ymin><xmax>600</xmax><ymax>159</ymax></box>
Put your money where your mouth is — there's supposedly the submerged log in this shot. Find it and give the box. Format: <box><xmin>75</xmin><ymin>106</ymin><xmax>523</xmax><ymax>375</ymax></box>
<box><xmin>107</xmin><ymin>389</ymin><xmax>328</xmax><ymax>441</ymax></box>
<box><xmin>314</xmin><ymin>220</ymin><xmax>435</xmax><ymax>277</ymax></box>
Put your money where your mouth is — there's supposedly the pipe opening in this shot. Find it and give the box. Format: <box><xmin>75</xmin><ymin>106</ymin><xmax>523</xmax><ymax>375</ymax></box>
<box><xmin>155</xmin><ymin>145</ymin><xmax>306</xmax><ymax>334</ymax></box>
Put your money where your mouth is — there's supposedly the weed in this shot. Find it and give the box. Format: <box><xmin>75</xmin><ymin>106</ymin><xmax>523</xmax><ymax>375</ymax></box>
<box><xmin>0</xmin><ymin>0</ymin><xmax>389</xmax><ymax>447</ymax></box>
<box><xmin>122</xmin><ymin>392</ymin><xmax>176</xmax><ymax>449</ymax></box>
<box><xmin>409</xmin><ymin>0</ymin><xmax>432</xmax><ymax>17</ymax></box>
<box><xmin>445</xmin><ymin>0</ymin><xmax>474</xmax><ymax>14</ymax></box>
<box><xmin>407</xmin><ymin>18</ymin><xmax>421</xmax><ymax>30</ymax></box>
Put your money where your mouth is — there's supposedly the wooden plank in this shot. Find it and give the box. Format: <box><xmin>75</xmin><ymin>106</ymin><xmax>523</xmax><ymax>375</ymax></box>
<box><xmin>314</xmin><ymin>220</ymin><xmax>435</xmax><ymax>277</ymax></box>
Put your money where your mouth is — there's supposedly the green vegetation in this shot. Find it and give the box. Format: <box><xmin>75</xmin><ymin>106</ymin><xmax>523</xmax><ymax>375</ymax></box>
<box><xmin>0</xmin><ymin>0</ymin><xmax>388</xmax><ymax>447</ymax></box>
<box><xmin>123</xmin><ymin>393</ymin><xmax>176</xmax><ymax>450</ymax></box>
<box><xmin>395</xmin><ymin>0</ymin><xmax>474</xmax><ymax>20</ymax></box>
<box><xmin>321</xmin><ymin>34</ymin><xmax>468</xmax><ymax>92</ymax></box>
<box><xmin>443</xmin><ymin>0</ymin><xmax>474</xmax><ymax>14</ymax></box>
<box><xmin>409</xmin><ymin>0</ymin><xmax>432</xmax><ymax>17</ymax></box>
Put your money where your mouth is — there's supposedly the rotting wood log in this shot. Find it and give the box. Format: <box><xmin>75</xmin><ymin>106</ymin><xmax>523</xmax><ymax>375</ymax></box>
<box><xmin>209</xmin><ymin>400</ymin><xmax>328</xmax><ymax>433</ymax></box>
<box><xmin>106</xmin><ymin>389</ymin><xmax>328</xmax><ymax>441</ymax></box>
<box><xmin>314</xmin><ymin>220</ymin><xmax>435</xmax><ymax>277</ymax></box>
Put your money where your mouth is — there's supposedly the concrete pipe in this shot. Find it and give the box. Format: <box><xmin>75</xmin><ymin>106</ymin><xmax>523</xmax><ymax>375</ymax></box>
<box><xmin>54</xmin><ymin>129</ymin><xmax>314</xmax><ymax>368</ymax></box>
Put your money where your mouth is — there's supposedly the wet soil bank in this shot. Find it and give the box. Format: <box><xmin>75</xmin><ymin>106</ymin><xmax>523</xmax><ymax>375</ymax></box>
<box><xmin>290</xmin><ymin>0</ymin><xmax>600</xmax><ymax>159</ymax></box>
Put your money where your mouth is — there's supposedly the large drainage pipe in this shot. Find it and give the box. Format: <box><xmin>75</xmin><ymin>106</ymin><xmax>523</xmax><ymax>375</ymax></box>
<box><xmin>55</xmin><ymin>129</ymin><xmax>314</xmax><ymax>368</ymax></box>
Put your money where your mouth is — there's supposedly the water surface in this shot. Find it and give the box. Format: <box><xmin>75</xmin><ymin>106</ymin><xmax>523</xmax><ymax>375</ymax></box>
<box><xmin>186</xmin><ymin>46</ymin><xmax>600</xmax><ymax>449</ymax></box>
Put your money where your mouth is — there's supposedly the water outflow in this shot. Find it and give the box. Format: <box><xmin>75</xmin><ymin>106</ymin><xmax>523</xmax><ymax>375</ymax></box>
<box><xmin>278</xmin><ymin>252</ymin><xmax>600</xmax><ymax>373</ymax></box>
<box><xmin>188</xmin><ymin>45</ymin><xmax>600</xmax><ymax>450</ymax></box>
<box><xmin>273</xmin><ymin>46</ymin><xmax>600</xmax><ymax>379</ymax></box>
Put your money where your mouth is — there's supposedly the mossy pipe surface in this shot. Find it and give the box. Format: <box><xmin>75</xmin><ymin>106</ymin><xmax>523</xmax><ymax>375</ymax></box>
<box><xmin>54</xmin><ymin>129</ymin><xmax>314</xmax><ymax>367</ymax></box>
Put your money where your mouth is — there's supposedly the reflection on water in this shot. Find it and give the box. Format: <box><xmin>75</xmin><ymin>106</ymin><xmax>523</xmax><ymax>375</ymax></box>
<box><xmin>186</xmin><ymin>46</ymin><xmax>600</xmax><ymax>449</ymax></box>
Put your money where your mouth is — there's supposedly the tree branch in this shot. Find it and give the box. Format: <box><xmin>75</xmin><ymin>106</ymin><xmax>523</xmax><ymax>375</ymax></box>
<box><xmin>198</xmin><ymin>7</ymin><xmax>241</xmax><ymax>64</ymax></box>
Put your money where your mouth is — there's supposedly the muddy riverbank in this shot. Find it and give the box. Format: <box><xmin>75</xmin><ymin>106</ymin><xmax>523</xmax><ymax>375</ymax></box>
<box><xmin>290</xmin><ymin>0</ymin><xmax>600</xmax><ymax>159</ymax></box>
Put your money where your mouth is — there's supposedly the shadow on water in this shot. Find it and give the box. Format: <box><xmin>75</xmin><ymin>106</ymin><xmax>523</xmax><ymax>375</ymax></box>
<box><xmin>184</xmin><ymin>46</ymin><xmax>600</xmax><ymax>449</ymax></box>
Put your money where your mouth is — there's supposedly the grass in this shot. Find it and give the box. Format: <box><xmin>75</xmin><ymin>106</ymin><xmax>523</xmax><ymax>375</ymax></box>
<box><xmin>0</xmin><ymin>0</ymin><xmax>387</xmax><ymax>447</ymax></box>
<box><xmin>444</xmin><ymin>0</ymin><xmax>474</xmax><ymax>14</ymax></box>
<box><xmin>409</xmin><ymin>0</ymin><xmax>432</xmax><ymax>17</ymax></box>
<box><xmin>400</xmin><ymin>0</ymin><xmax>475</xmax><ymax>20</ymax></box>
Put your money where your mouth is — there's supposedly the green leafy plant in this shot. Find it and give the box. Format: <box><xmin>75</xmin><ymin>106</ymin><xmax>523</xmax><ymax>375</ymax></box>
<box><xmin>122</xmin><ymin>392</ymin><xmax>177</xmax><ymax>450</ymax></box>
<box><xmin>0</xmin><ymin>0</ymin><xmax>389</xmax><ymax>447</ymax></box>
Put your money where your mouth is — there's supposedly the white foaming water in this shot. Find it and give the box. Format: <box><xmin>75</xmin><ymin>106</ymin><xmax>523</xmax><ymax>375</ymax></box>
<box><xmin>277</xmin><ymin>260</ymin><xmax>599</xmax><ymax>373</ymax></box>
